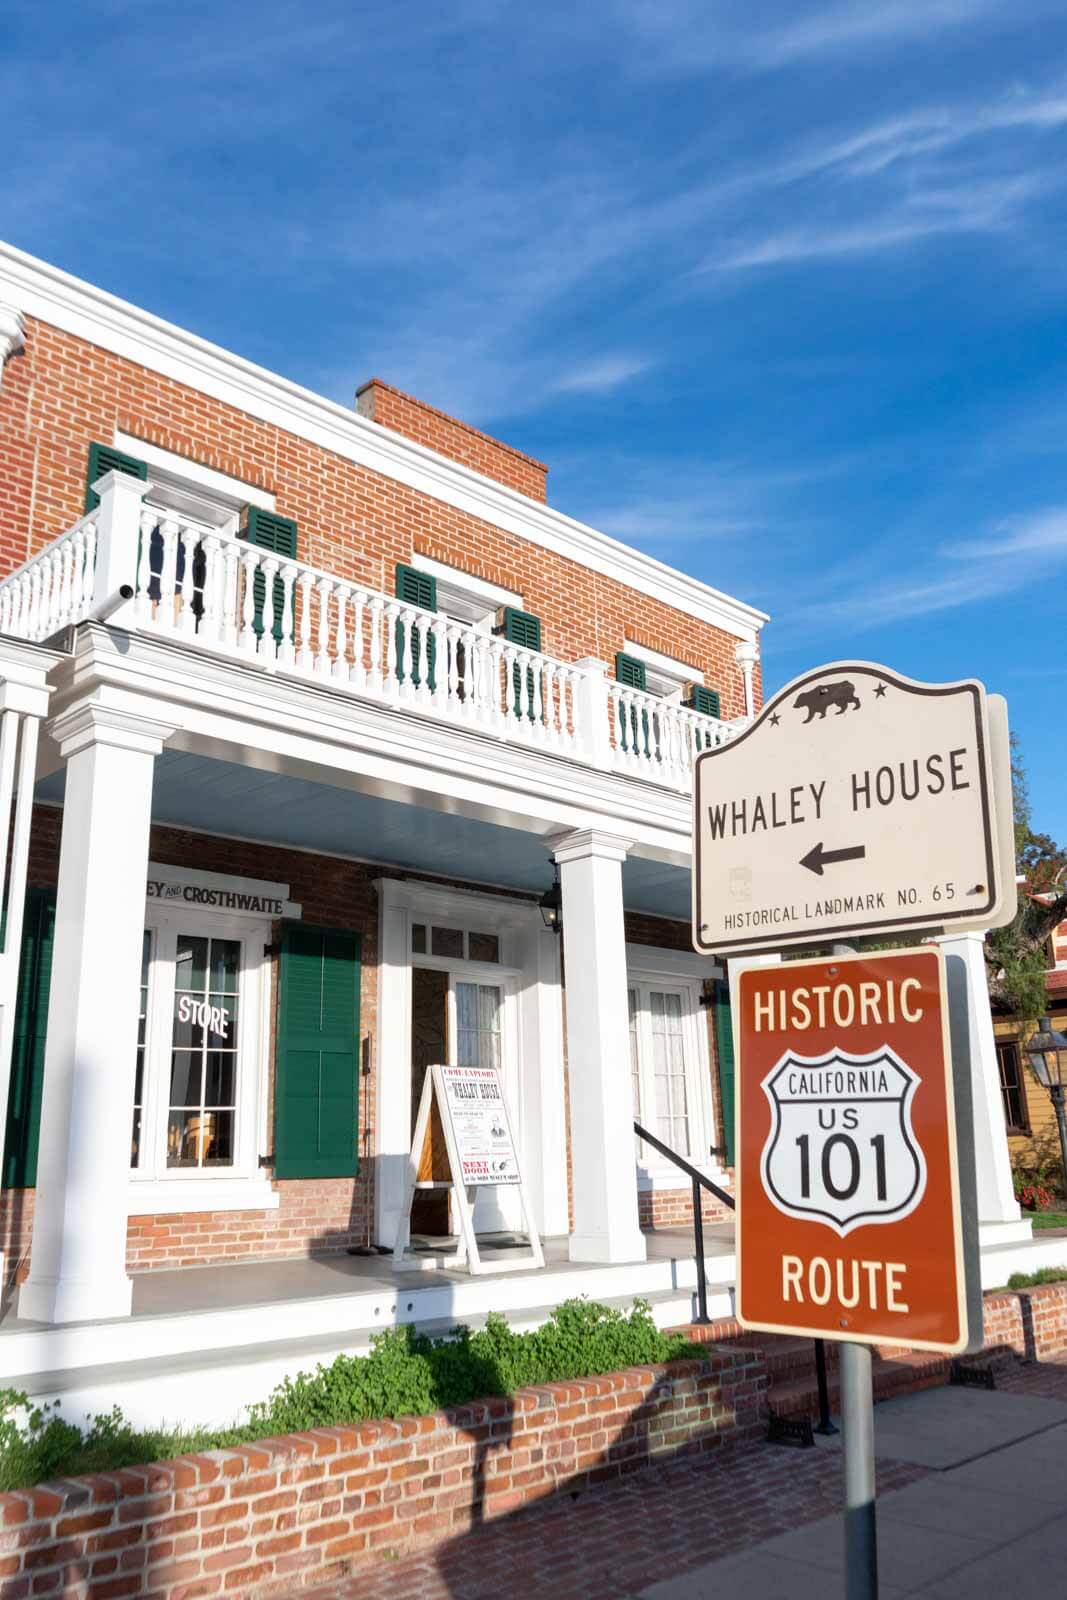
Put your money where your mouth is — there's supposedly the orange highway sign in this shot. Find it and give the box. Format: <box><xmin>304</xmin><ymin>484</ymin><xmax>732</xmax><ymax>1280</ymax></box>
<box><xmin>735</xmin><ymin>945</ymin><xmax>977</xmax><ymax>1353</ymax></box>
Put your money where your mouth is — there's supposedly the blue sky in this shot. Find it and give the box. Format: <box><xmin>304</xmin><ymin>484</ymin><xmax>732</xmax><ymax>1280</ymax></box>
<box><xmin>5</xmin><ymin>1</ymin><xmax>1067</xmax><ymax>839</ymax></box>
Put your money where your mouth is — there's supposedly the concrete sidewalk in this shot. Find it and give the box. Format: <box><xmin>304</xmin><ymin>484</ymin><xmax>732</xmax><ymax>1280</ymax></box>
<box><xmin>642</xmin><ymin>1387</ymin><xmax>1067</xmax><ymax>1599</ymax></box>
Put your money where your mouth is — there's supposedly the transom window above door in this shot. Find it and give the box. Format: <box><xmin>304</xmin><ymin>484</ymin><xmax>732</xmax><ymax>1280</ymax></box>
<box><xmin>411</xmin><ymin>923</ymin><xmax>500</xmax><ymax>963</ymax></box>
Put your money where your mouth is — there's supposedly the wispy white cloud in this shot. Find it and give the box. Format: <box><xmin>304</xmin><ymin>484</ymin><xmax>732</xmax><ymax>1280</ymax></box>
<box><xmin>786</xmin><ymin>505</ymin><xmax>1067</xmax><ymax>633</ymax></box>
<box><xmin>550</xmin><ymin>356</ymin><xmax>653</xmax><ymax>394</ymax></box>
<box><xmin>711</xmin><ymin>172</ymin><xmax>1057</xmax><ymax>269</ymax></box>
<box><xmin>612</xmin><ymin>0</ymin><xmax>1007</xmax><ymax>75</ymax></box>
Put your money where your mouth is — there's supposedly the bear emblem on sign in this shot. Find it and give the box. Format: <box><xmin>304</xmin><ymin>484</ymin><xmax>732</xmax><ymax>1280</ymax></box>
<box><xmin>760</xmin><ymin>1045</ymin><xmax>927</xmax><ymax>1236</ymax></box>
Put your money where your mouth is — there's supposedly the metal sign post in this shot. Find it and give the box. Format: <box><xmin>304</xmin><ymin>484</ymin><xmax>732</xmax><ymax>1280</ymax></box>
<box><xmin>841</xmin><ymin>1340</ymin><xmax>877</xmax><ymax>1597</ymax></box>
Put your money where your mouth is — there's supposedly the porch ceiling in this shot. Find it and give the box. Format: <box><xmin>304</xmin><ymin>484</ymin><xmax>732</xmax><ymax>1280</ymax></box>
<box><xmin>36</xmin><ymin>750</ymin><xmax>693</xmax><ymax>922</ymax></box>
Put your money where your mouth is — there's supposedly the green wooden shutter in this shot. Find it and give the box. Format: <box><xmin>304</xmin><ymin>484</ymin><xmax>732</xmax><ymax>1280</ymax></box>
<box><xmin>394</xmin><ymin>564</ymin><xmax>437</xmax><ymax>688</ymax></box>
<box><xmin>687</xmin><ymin>685</ymin><xmax>721</xmax><ymax>719</ymax></box>
<box><xmin>275</xmin><ymin>925</ymin><xmax>361</xmax><ymax>1179</ymax></box>
<box><xmin>500</xmin><ymin>608</ymin><xmax>541</xmax><ymax>651</ymax></box>
<box><xmin>712</xmin><ymin>979</ymin><xmax>735</xmax><ymax>1168</ymax></box>
<box><xmin>614</xmin><ymin>653</ymin><xmax>647</xmax><ymax>691</ymax></box>
<box><xmin>500</xmin><ymin>608</ymin><xmax>542</xmax><ymax>719</ymax></box>
<box><xmin>395</xmin><ymin>564</ymin><xmax>436</xmax><ymax>611</ymax></box>
<box><xmin>242</xmin><ymin>509</ymin><xmax>299</xmax><ymax>643</ymax></box>
<box><xmin>85</xmin><ymin>443</ymin><xmax>148</xmax><ymax>513</ymax></box>
<box><xmin>2</xmin><ymin>889</ymin><xmax>56</xmax><ymax>1190</ymax></box>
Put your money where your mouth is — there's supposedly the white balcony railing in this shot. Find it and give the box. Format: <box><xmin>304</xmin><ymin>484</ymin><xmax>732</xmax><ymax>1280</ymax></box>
<box><xmin>0</xmin><ymin>473</ymin><xmax>743</xmax><ymax>789</ymax></box>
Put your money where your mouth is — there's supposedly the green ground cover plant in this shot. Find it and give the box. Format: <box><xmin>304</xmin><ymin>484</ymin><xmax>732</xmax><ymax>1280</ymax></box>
<box><xmin>1006</xmin><ymin>1265</ymin><xmax>1067</xmax><ymax>1288</ymax></box>
<box><xmin>1029</xmin><ymin>1212</ymin><xmax>1067</xmax><ymax>1231</ymax></box>
<box><xmin>0</xmin><ymin>1298</ymin><xmax>695</xmax><ymax>1492</ymax></box>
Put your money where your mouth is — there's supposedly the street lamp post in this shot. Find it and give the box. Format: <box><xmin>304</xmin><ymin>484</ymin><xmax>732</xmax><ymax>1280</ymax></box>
<box><xmin>1026</xmin><ymin>1016</ymin><xmax>1067</xmax><ymax>1192</ymax></box>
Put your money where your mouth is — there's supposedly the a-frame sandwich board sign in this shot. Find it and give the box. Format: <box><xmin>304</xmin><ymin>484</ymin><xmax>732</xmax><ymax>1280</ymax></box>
<box><xmin>393</xmin><ymin>1064</ymin><xmax>544</xmax><ymax>1276</ymax></box>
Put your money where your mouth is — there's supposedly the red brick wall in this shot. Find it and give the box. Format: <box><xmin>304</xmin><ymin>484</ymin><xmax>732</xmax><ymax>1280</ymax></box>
<box><xmin>982</xmin><ymin>1280</ymin><xmax>1067</xmax><ymax>1360</ymax></box>
<box><xmin>356</xmin><ymin>378</ymin><xmax>548</xmax><ymax>501</ymax></box>
<box><xmin>0</xmin><ymin>315</ymin><xmax>752</xmax><ymax>716</ymax></box>
<box><xmin>638</xmin><ymin>1187</ymin><xmax>733</xmax><ymax>1230</ymax></box>
<box><xmin>0</xmin><ymin>1349</ymin><xmax>765</xmax><ymax>1599</ymax></box>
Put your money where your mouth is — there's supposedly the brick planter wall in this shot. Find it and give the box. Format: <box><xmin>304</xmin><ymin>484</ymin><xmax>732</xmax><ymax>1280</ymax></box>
<box><xmin>0</xmin><ymin>1348</ymin><xmax>766</xmax><ymax>1600</ymax></box>
<box><xmin>982</xmin><ymin>1279</ymin><xmax>1067</xmax><ymax>1360</ymax></box>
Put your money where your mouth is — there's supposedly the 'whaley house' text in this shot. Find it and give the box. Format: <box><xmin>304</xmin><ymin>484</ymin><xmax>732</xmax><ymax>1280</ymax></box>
<box><xmin>705</xmin><ymin>748</ymin><xmax>971</xmax><ymax>842</ymax></box>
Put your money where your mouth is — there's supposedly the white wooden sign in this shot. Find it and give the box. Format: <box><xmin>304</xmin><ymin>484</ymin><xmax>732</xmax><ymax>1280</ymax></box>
<box><xmin>693</xmin><ymin>661</ymin><xmax>1016</xmax><ymax>955</ymax></box>
<box><xmin>393</xmin><ymin>1065</ymin><xmax>544</xmax><ymax>1276</ymax></box>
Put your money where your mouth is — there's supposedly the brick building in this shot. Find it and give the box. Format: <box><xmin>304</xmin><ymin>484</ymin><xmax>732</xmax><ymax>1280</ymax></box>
<box><xmin>0</xmin><ymin>241</ymin><xmax>766</xmax><ymax>1361</ymax></box>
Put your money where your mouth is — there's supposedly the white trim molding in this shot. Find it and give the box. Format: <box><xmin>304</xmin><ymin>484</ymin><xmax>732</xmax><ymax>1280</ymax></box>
<box><xmin>0</xmin><ymin>241</ymin><xmax>768</xmax><ymax>642</ymax></box>
<box><xmin>0</xmin><ymin>302</ymin><xmax>25</xmax><ymax>383</ymax></box>
<box><xmin>623</xmin><ymin>638</ymin><xmax>703</xmax><ymax>698</ymax></box>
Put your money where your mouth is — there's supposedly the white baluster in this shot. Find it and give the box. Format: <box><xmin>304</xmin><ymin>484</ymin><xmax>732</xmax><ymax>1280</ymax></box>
<box><xmin>332</xmin><ymin>585</ymin><xmax>348</xmax><ymax>679</ymax></box>
<box><xmin>531</xmin><ymin>656</ymin><xmax>545</xmax><ymax>739</ymax></box>
<box><xmin>27</xmin><ymin>565</ymin><xmax>42</xmax><ymax>641</ymax></box>
<box><xmin>0</xmin><ymin>579</ymin><xmax>10</xmax><ymax>636</ymax></box>
<box><xmin>200</xmin><ymin>535</ymin><xmax>222</xmax><ymax>645</ymax></box>
<box><xmin>368</xmin><ymin>596</ymin><xmax>384</xmax><ymax>690</ymax></box>
<box><xmin>446</xmin><ymin>623</ymin><xmax>461</xmax><ymax>710</ymax></box>
<box><xmin>392</xmin><ymin>605</ymin><xmax>411</xmax><ymax>698</ymax></box>
<box><xmin>351</xmin><ymin>590</ymin><xmax>366</xmax><ymax>686</ymax></box>
<box><xmin>81</xmin><ymin>522</ymin><xmax>98</xmax><ymax>618</ymax></box>
<box><xmin>315</xmin><ymin>579</ymin><xmax>333</xmax><ymax>674</ymax></box>
<box><xmin>158</xmin><ymin>518</ymin><xmax>180</xmax><ymax>631</ymax></box>
<box><xmin>238</xmin><ymin>546</ymin><xmax>258</xmax><ymax>653</ymax></box>
<box><xmin>412</xmin><ymin>608</ymin><xmax>431</xmax><ymax>704</ymax></box>
<box><xmin>542</xmin><ymin>663</ymin><xmax>558</xmax><ymax>747</ymax></box>
<box><xmin>222</xmin><ymin>541</ymin><xmax>240</xmax><ymax>647</ymax></box>
<box><xmin>40</xmin><ymin>555</ymin><xmax>57</xmax><ymax>637</ymax></box>
<box><xmin>258</xmin><ymin>557</ymin><xmax>279</xmax><ymax>659</ymax></box>
<box><xmin>135</xmin><ymin>511</ymin><xmax>155</xmax><ymax>622</ymax></box>
<box><xmin>278</xmin><ymin>564</ymin><xmax>297</xmax><ymax>666</ymax></box>
<box><xmin>431</xmin><ymin>616</ymin><xmax>448</xmax><ymax>710</ymax></box>
<box><xmin>297</xmin><ymin>571</ymin><xmax>314</xmax><ymax>669</ymax></box>
<box><xmin>178</xmin><ymin>524</ymin><xmax>199</xmax><ymax>636</ymax></box>
<box><xmin>9</xmin><ymin>574</ymin><xmax>24</xmax><ymax>638</ymax></box>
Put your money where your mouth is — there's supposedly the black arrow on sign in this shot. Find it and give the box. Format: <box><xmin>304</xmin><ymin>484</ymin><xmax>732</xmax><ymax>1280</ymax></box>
<box><xmin>800</xmin><ymin>841</ymin><xmax>867</xmax><ymax>877</ymax></box>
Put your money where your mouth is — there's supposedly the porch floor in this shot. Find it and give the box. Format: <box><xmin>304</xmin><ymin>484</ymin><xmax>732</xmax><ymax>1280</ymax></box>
<box><xmin>0</xmin><ymin>1225</ymin><xmax>736</xmax><ymax>1332</ymax></box>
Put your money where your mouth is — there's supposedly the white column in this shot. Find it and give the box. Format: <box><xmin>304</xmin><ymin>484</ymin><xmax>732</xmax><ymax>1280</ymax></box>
<box><xmin>939</xmin><ymin>930</ymin><xmax>1020</xmax><ymax>1227</ymax></box>
<box><xmin>553</xmin><ymin>829</ymin><xmax>646</xmax><ymax>1263</ymax></box>
<box><xmin>18</xmin><ymin>704</ymin><xmax>173</xmax><ymax>1325</ymax></box>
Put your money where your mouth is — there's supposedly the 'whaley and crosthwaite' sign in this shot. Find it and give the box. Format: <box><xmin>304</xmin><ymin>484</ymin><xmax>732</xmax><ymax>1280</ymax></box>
<box><xmin>693</xmin><ymin>662</ymin><xmax>1016</xmax><ymax>954</ymax></box>
<box><xmin>145</xmin><ymin>863</ymin><xmax>302</xmax><ymax>921</ymax></box>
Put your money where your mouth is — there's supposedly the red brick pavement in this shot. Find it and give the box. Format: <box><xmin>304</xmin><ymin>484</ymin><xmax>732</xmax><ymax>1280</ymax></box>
<box><xmin>300</xmin><ymin>1438</ymin><xmax>928</xmax><ymax>1600</ymax></box>
<box><xmin>994</xmin><ymin>1350</ymin><xmax>1067</xmax><ymax>1398</ymax></box>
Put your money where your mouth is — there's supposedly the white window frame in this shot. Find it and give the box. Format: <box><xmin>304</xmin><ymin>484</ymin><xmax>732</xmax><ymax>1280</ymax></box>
<box><xmin>626</xmin><ymin>943</ymin><xmax>724</xmax><ymax>1191</ymax></box>
<box><xmin>129</xmin><ymin>900</ymin><xmax>278</xmax><ymax>1215</ymax></box>
<box><xmin>622</xmin><ymin>638</ymin><xmax>703</xmax><ymax>701</ymax></box>
<box><xmin>411</xmin><ymin>552</ymin><xmax>524</xmax><ymax>631</ymax></box>
<box><xmin>114</xmin><ymin>429</ymin><xmax>276</xmax><ymax>536</ymax></box>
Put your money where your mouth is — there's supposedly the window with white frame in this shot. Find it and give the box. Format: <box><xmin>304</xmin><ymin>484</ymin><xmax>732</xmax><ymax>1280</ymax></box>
<box><xmin>628</xmin><ymin>967</ymin><xmax>712</xmax><ymax>1168</ymax></box>
<box><xmin>130</xmin><ymin>905</ymin><xmax>269</xmax><ymax>1185</ymax></box>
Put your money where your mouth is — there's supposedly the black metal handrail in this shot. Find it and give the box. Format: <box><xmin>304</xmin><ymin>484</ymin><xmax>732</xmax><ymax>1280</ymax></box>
<box><xmin>634</xmin><ymin>1120</ymin><xmax>733</xmax><ymax>1324</ymax></box>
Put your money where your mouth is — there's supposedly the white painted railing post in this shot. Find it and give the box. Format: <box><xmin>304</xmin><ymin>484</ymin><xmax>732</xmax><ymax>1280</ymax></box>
<box><xmin>89</xmin><ymin>470</ymin><xmax>149</xmax><ymax>622</ymax></box>
<box><xmin>573</xmin><ymin>657</ymin><xmax>613</xmax><ymax>770</ymax></box>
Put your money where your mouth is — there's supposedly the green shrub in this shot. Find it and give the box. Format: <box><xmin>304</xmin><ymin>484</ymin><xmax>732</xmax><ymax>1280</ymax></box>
<box><xmin>1006</xmin><ymin>1266</ymin><xmax>1067</xmax><ymax>1289</ymax></box>
<box><xmin>0</xmin><ymin>1299</ymin><xmax>695</xmax><ymax>1491</ymax></box>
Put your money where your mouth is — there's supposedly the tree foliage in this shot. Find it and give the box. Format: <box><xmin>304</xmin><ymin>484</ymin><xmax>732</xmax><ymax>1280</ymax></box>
<box><xmin>985</xmin><ymin>735</ymin><xmax>1067</xmax><ymax>1021</ymax></box>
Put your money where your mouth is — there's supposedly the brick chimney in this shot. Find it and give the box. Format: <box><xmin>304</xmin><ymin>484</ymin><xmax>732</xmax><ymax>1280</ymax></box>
<box><xmin>355</xmin><ymin>379</ymin><xmax>548</xmax><ymax>502</ymax></box>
